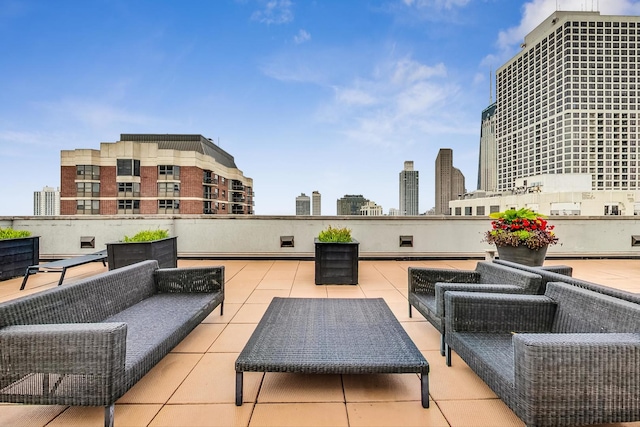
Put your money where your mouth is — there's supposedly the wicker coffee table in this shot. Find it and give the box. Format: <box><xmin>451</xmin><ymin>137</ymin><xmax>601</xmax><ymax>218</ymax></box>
<box><xmin>235</xmin><ymin>297</ymin><xmax>429</xmax><ymax>407</ymax></box>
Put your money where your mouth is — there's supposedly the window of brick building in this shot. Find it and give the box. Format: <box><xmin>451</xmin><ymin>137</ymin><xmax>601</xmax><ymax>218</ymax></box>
<box><xmin>117</xmin><ymin>159</ymin><xmax>140</xmax><ymax>176</ymax></box>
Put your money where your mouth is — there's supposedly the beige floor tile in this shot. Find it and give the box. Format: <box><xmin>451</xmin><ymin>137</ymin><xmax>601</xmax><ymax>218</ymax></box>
<box><xmin>249</xmin><ymin>402</ymin><xmax>349</xmax><ymax>427</ymax></box>
<box><xmin>360</xmin><ymin>288</ymin><xmax>407</xmax><ymax>302</ymax></box>
<box><xmin>425</xmin><ymin>350</ymin><xmax>498</xmax><ymax>400</ymax></box>
<box><xmin>202</xmin><ymin>302</ymin><xmax>242</xmax><ymax>324</ymax></box>
<box><xmin>258</xmin><ymin>373</ymin><xmax>344</xmax><ymax>403</ymax></box>
<box><xmin>0</xmin><ymin>404</ymin><xmax>66</xmax><ymax>427</ymax></box>
<box><xmin>169</xmin><ymin>353</ymin><xmax>263</xmax><ymax>404</ymax></box>
<box><xmin>256</xmin><ymin>279</ymin><xmax>293</xmax><ymax>290</ymax></box>
<box><xmin>245</xmin><ymin>289</ymin><xmax>291</xmax><ymax>303</ymax></box>
<box><xmin>437</xmin><ymin>399</ymin><xmax>524</xmax><ymax>427</ymax></box>
<box><xmin>208</xmin><ymin>323</ymin><xmax>257</xmax><ymax>352</ymax></box>
<box><xmin>347</xmin><ymin>401</ymin><xmax>449</xmax><ymax>427</ymax></box>
<box><xmin>289</xmin><ymin>284</ymin><xmax>328</xmax><ymax>298</ymax></box>
<box><xmin>47</xmin><ymin>404</ymin><xmax>162</xmax><ymax>427</ymax></box>
<box><xmin>400</xmin><ymin>321</ymin><xmax>442</xmax><ymax>352</ymax></box>
<box><xmin>386</xmin><ymin>300</ymin><xmax>425</xmax><ymax>322</ymax></box>
<box><xmin>326</xmin><ymin>286</ymin><xmax>366</xmax><ymax>298</ymax></box>
<box><xmin>149</xmin><ymin>403</ymin><xmax>254</xmax><ymax>427</ymax></box>
<box><xmin>343</xmin><ymin>373</ymin><xmax>423</xmax><ymax>404</ymax></box>
<box><xmin>230</xmin><ymin>303</ymin><xmax>269</xmax><ymax>323</ymax></box>
<box><xmin>117</xmin><ymin>353</ymin><xmax>202</xmax><ymax>404</ymax></box>
<box><xmin>224</xmin><ymin>286</ymin><xmax>256</xmax><ymax>304</ymax></box>
<box><xmin>172</xmin><ymin>323</ymin><xmax>226</xmax><ymax>353</ymax></box>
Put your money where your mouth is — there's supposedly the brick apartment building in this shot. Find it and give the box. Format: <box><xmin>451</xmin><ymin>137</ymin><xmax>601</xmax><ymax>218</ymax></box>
<box><xmin>60</xmin><ymin>134</ymin><xmax>254</xmax><ymax>215</ymax></box>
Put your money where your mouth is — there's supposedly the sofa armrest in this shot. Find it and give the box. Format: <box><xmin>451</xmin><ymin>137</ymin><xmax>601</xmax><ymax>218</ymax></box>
<box><xmin>0</xmin><ymin>322</ymin><xmax>127</xmax><ymax>405</ymax></box>
<box><xmin>434</xmin><ymin>283</ymin><xmax>525</xmax><ymax>317</ymax></box>
<box><xmin>445</xmin><ymin>292</ymin><xmax>556</xmax><ymax>333</ymax></box>
<box><xmin>409</xmin><ymin>267</ymin><xmax>479</xmax><ymax>295</ymax></box>
<box><xmin>513</xmin><ymin>333</ymin><xmax>640</xmax><ymax>424</ymax></box>
<box><xmin>155</xmin><ymin>266</ymin><xmax>225</xmax><ymax>293</ymax></box>
<box><xmin>539</xmin><ymin>265</ymin><xmax>573</xmax><ymax>276</ymax></box>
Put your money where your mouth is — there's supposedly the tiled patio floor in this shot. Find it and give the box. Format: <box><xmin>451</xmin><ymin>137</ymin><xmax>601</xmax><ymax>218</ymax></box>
<box><xmin>1</xmin><ymin>258</ymin><xmax>640</xmax><ymax>427</ymax></box>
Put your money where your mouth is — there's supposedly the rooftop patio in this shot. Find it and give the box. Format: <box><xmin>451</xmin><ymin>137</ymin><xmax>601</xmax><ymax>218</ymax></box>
<box><xmin>1</xmin><ymin>258</ymin><xmax>639</xmax><ymax>427</ymax></box>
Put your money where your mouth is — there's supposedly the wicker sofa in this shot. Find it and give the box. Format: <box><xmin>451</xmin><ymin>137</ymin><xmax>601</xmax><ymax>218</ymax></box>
<box><xmin>408</xmin><ymin>261</ymin><xmax>542</xmax><ymax>356</ymax></box>
<box><xmin>0</xmin><ymin>260</ymin><xmax>224</xmax><ymax>427</ymax></box>
<box><xmin>445</xmin><ymin>281</ymin><xmax>640</xmax><ymax>427</ymax></box>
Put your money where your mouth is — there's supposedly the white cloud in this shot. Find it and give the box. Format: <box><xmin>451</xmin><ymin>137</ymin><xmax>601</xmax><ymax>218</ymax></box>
<box><xmin>251</xmin><ymin>0</ymin><xmax>294</xmax><ymax>25</ymax></box>
<box><xmin>319</xmin><ymin>56</ymin><xmax>473</xmax><ymax>148</ymax></box>
<box><xmin>294</xmin><ymin>29</ymin><xmax>310</xmax><ymax>44</ymax></box>
<box><xmin>496</xmin><ymin>0</ymin><xmax>640</xmax><ymax>51</ymax></box>
<box><xmin>402</xmin><ymin>0</ymin><xmax>472</xmax><ymax>10</ymax></box>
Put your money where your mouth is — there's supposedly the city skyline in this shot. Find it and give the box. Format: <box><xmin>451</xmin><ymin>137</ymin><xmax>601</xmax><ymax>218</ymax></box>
<box><xmin>3</xmin><ymin>1</ymin><xmax>640</xmax><ymax>216</ymax></box>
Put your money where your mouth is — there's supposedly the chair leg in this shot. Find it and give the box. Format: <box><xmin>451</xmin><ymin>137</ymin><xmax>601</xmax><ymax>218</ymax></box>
<box><xmin>409</xmin><ymin>304</ymin><xmax>413</xmax><ymax>318</ymax></box>
<box><xmin>104</xmin><ymin>404</ymin><xmax>115</xmax><ymax>427</ymax></box>
<box><xmin>440</xmin><ymin>334</ymin><xmax>445</xmax><ymax>357</ymax></box>
<box><xmin>445</xmin><ymin>344</ymin><xmax>452</xmax><ymax>367</ymax></box>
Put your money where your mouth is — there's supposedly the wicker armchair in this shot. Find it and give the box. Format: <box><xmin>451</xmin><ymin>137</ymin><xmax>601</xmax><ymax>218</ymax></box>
<box><xmin>408</xmin><ymin>261</ymin><xmax>542</xmax><ymax>356</ymax></box>
<box><xmin>445</xmin><ymin>282</ymin><xmax>640</xmax><ymax>427</ymax></box>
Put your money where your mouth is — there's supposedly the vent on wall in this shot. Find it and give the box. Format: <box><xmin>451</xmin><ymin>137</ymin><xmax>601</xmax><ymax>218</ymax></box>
<box><xmin>399</xmin><ymin>235</ymin><xmax>413</xmax><ymax>248</ymax></box>
<box><xmin>81</xmin><ymin>236</ymin><xmax>96</xmax><ymax>249</ymax></box>
<box><xmin>280</xmin><ymin>236</ymin><xmax>294</xmax><ymax>248</ymax></box>
<box><xmin>632</xmin><ymin>236</ymin><xmax>640</xmax><ymax>247</ymax></box>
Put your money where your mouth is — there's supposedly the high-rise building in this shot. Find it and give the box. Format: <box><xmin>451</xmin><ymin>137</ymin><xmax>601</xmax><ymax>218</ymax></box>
<box><xmin>495</xmin><ymin>11</ymin><xmax>640</xmax><ymax>193</ymax></box>
<box><xmin>312</xmin><ymin>191</ymin><xmax>321</xmax><ymax>215</ymax></box>
<box><xmin>478</xmin><ymin>103</ymin><xmax>497</xmax><ymax>191</ymax></box>
<box><xmin>435</xmin><ymin>149</ymin><xmax>465</xmax><ymax>215</ymax></box>
<box><xmin>296</xmin><ymin>193</ymin><xmax>311</xmax><ymax>215</ymax></box>
<box><xmin>336</xmin><ymin>194</ymin><xmax>369</xmax><ymax>215</ymax></box>
<box><xmin>60</xmin><ymin>134</ymin><xmax>254</xmax><ymax>215</ymax></box>
<box><xmin>359</xmin><ymin>200</ymin><xmax>383</xmax><ymax>216</ymax></box>
<box><xmin>399</xmin><ymin>161</ymin><xmax>419</xmax><ymax>215</ymax></box>
<box><xmin>33</xmin><ymin>186</ymin><xmax>60</xmax><ymax>216</ymax></box>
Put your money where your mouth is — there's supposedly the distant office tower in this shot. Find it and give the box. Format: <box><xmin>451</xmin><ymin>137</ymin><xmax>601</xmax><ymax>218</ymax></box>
<box><xmin>388</xmin><ymin>208</ymin><xmax>401</xmax><ymax>216</ymax></box>
<box><xmin>478</xmin><ymin>103</ymin><xmax>497</xmax><ymax>191</ymax></box>
<box><xmin>435</xmin><ymin>149</ymin><xmax>465</xmax><ymax>215</ymax></box>
<box><xmin>496</xmin><ymin>11</ymin><xmax>640</xmax><ymax>193</ymax></box>
<box><xmin>336</xmin><ymin>194</ymin><xmax>369</xmax><ymax>215</ymax></box>
<box><xmin>60</xmin><ymin>134</ymin><xmax>254</xmax><ymax>215</ymax></box>
<box><xmin>296</xmin><ymin>193</ymin><xmax>311</xmax><ymax>215</ymax></box>
<box><xmin>360</xmin><ymin>200</ymin><xmax>383</xmax><ymax>216</ymax></box>
<box><xmin>399</xmin><ymin>161</ymin><xmax>419</xmax><ymax>215</ymax></box>
<box><xmin>33</xmin><ymin>186</ymin><xmax>60</xmax><ymax>215</ymax></box>
<box><xmin>312</xmin><ymin>191</ymin><xmax>321</xmax><ymax>215</ymax></box>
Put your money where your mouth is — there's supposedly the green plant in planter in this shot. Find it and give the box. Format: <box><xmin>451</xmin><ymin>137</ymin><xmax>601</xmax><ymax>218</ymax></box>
<box><xmin>123</xmin><ymin>229</ymin><xmax>169</xmax><ymax>242</ymax></box>
<box><xmin>0</xmin><ymin>227</ymin><xmax>32</xmax><ymax>240</ymax></box>
<box><xmin>317</xmin><ymin>226</ymin><xmax>352</xmax><ymax>243</ymax></box>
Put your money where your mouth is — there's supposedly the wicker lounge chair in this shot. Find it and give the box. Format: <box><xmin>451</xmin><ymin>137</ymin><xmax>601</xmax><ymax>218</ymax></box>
<box><xmin>445</xmin><ymin>281</ymin><xmax>640</xmax><ymax>426</ymax></box>
<box><xmin>408</xmin><ymin>261</ymin><xmax>542</xmax><ymax>356</ymax></box>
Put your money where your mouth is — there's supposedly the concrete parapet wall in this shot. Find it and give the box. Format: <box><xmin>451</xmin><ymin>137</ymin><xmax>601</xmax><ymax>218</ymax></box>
<box><xmin>1</xmin><ymin>215</ymin><xmax>639</xmax><ymax>260</ymax></box>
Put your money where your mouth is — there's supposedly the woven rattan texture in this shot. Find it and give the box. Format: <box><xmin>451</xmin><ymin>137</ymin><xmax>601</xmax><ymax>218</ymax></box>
<box><xmin>236</xmin><ymin>297</ymin><xmax>428</xmax><ymax>375</ymax></box>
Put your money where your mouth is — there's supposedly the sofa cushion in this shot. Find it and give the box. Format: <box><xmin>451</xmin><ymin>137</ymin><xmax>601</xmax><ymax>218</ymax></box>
<box><xmin>0</xmin><ymin>261</ymin><xmax>158</xmax><ymax>327</ymax></box>
<box><xmin>547</xmin><ymin>282</ymin><xmax>640</xmax><ymax>333</ymax></box>
<box><xmin>103</xmin><ymin>292</ymin><xmax>221</xmax><ymax>389</ymax></box>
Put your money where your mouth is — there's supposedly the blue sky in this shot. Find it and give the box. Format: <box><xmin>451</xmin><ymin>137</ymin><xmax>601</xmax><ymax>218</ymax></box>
<box><xmin>3</xmin><ymin>0</ymin><xmax>640</xmax><ymax>216</ymax></box>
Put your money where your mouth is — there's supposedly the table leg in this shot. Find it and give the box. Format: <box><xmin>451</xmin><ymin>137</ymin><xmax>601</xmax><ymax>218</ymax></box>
<box><xmin>421</xmin><ymin>373</ymin><xmax>429</xmax><ymax>408</ymax></box>
<box><xmin>235</xmin><ymin>372</ymin><xmax>243</xmax><ymax>406</ymax></box>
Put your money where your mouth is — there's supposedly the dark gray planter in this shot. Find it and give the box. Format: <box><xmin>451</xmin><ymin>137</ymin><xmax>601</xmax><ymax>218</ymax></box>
<box><xmin>107</xmin><ymin>236</ymin><xmax>177</xmax><ymax>270</ymax></box>
<box><xmin>0</xmin><ymin>236</ymin><xmax>39</xmax><ymax>281</ymax></box>
<box><xmin>496</xmin><ymin>244</ymin><xmax>548</xmax><ymax>267</ymax></box>
<box><xmin>314</xmin><ymin>238</ymin><xmax>359</xmax><ymax>285</ymax></box>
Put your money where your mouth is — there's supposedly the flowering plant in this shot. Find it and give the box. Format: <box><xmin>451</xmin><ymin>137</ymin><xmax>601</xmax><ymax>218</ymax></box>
<box><xmin>483</xmin><ymin>208</ymin><xmax>558</xmax><ymax>250</ymax></box>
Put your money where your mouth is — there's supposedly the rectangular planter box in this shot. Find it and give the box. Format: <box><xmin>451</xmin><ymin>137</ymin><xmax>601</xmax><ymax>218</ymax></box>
<box><xmin>0</xmin><ymin>236</ymin><xmax>39</xmax><ymax>281</ymax></box>
<box><xmin>107</xmin><ymin>236</ymin><xmax>177</xmax><ymax>270</ymax></box>
<box><xmin>314</xmin><ymin>239</ymin><xmax>359</xmax><ymax>285</ymax></box>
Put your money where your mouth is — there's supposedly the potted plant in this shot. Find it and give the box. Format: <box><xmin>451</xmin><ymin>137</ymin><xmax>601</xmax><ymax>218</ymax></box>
<box><xmin>483</xmin><ymin>208</ymin><xmax>559</xmax><ymax>266</ymax></box>
<box><xmin>107</xmin><ymin>229</ymin><xmax>177</xmax><ymax>270</ymax></box>
<box><xmin>0</xmin><ymin>227</ymin><xmax>39</xmax><ymax>281</ymax></box>
<box><xmin>314</xmin><ymin>226</ymin><xmax>359</xmax><ymax>285</ymax></box>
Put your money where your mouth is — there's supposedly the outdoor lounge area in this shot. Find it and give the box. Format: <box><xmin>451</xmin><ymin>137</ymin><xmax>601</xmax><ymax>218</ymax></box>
<box><xmin>1</xmin><ymin>257</ymin><xmax>640</xmax><ymax>427</ymax></box>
